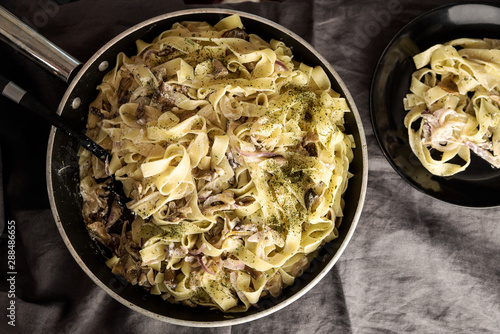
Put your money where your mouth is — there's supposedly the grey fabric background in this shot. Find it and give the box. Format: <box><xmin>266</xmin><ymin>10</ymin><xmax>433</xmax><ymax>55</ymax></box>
<box><xmin>0</xmin><ymin>0</ymin><xmax>499</xmax><ymax>333</ymax></box>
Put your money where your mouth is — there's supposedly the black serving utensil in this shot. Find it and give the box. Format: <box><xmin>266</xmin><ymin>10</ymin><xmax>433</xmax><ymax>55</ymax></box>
<box><xmin>0</xmin><ymin>73</ymin><xmax>127</xmax><ymax>204</ymax></box>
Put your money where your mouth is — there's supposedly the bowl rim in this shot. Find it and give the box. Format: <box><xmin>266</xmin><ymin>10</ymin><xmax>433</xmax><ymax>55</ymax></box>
<box><xmin>369</xmin><ymin>1</ymin><xmax>500</xmax><ymax>208</ymax></box>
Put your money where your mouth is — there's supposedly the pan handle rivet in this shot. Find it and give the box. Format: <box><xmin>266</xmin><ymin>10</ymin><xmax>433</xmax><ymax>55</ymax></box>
<box><xmin>72</xmin><ymin>97</ymin><xmax>81</xmax><ymax>109</ymax></box>
<box><xmin>98</xmin><ymin>61</ymin><xmax>109</xmax><ymax>72</ymax></box>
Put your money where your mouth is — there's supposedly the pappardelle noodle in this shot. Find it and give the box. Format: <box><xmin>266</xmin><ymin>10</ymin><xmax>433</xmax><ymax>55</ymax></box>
<box><xmin>404</xmin><ymin>38</ymin><xmax>500</xmax><ymax>176</ymax></box>
<box><xmin>79</xmin><ymin>14</ymin><xmax>354</xmax><ymax>312</ymax></box>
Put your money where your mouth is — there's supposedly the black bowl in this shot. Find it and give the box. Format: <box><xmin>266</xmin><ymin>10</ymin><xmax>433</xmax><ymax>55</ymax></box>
<box><xmin>47</xmin><ymin>9</ymin><xmax>368</xmax><ymax>327</ymax></box>
<box><xmin>370</xmin><ymin>2</ymin><xmax>500</xmax><ymax>207</ymax></box>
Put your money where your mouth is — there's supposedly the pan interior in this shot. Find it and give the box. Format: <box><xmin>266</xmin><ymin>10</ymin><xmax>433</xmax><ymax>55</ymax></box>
<box><xmin>47</xmin><ymin>9</ymin><xmax>367</xmax><ymax>326</ymax></box>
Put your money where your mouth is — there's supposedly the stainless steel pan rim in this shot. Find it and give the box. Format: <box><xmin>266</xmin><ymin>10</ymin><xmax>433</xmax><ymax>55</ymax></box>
<box><xmin>46</xmin><ymin>8</ymin><xmax>368</xmax><ymax>327</ymax></box>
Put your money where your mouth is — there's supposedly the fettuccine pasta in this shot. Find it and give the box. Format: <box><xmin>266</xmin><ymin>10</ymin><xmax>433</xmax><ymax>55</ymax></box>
<box><xmin>78</xmin><ymin>14</ymin><xmax>354</xmax><ymax>312</ymax></box>
<box><xmin>404</xmin><ymin>38</ymin><xmax>500</xmax><ymax>176</ymax></box>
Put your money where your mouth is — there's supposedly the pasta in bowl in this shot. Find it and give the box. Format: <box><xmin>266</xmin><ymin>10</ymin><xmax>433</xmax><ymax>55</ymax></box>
<box><xmin>404</xmin><ymin>38</ymin><xmax>500</xmax><ymax>176</ymax></box>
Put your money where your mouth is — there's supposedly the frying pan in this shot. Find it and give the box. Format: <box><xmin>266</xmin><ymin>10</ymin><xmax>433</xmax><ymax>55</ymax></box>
<box><xmin>0</xmin><ymin>7</ymin><xmax>368</xmax><ymax>327</ymax></box>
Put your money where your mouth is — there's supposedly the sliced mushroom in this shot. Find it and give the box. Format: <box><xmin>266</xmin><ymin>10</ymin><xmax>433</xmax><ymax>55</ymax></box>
<box><xmin>264</xmin><ymin>272</ymin><xmax>283</xmax><ymax>298</ymax></box>
<box><xmin>243</xmin><ymin>265</ymin><xmax>262</xmax><ymax>280</ymax></box>
<box><xmin>179</xmin><ymin>112</ymin><xmax>196</xmax><ymax>122</ymax></box>
<box><xmin>304</xmin><ymin>188</ymin><xmax>318</xmax><ymax>210</ymax></box>
<box><xmin>129</xmin><ymin>180</ymin><xmax>143</xmax><ymax>200</ymax></box>
<box><xmin>227</xmin><ymin>151</ymin><xmax>239</xmax><ymax>169</ymax></box>
<box><xmin>438</xmin><ymin>75</ymin><xmax>459</xmax><ymax>94</ymax></box>
<box><xmin>303</xmin><ymin>132</ymin><xmax>320</xmax><ymax>144</ymax></box>
<box><xmin>135</xmin><ymin>100</ymin><xmax>147</xmax><ymax>126</ymax></box>
<box><xmin>152</xmin><ymin>82</ymin><xmax>189</xmax><ymax>108</ymax></box>
<box><xmin>118</xmin><ymin>75</ymin><xmax>134</xmax><ymax>104</ymax></box>
<box><xmin>222</xmin><ymin>27</ymin><xmax>249</xmax><ymax>41</ymax></box>
<box><xmin>305</xmin><ymin>182</ymin><xmax>327</xmax><ymax>211</ymax></box>
<box><xmin>235</xmin><ymin>196</ymin><xmax>256</xmax><ymax>207</ymax></box>
<box><xmin>203</xmin><ymin>190</ymin><xmax>235</xmax><ymax>207</ymax></box>
<box><xmin>163</xmin><ymin>269</ymin><xmax>177</xmax><ymax>289</ymax></box>
<box><xmin>212</xmin><ymin>59</ymin><xmax>229</xmax><ymax>79</ymax></box>
<box><xmin>206</xmin><ymin>219</ymin><xmax>224</xmax><ymax>244</ymax></box>
<box><xmin>162</xmin><ymin>200</ymin><xmax>192</xmax><ymax>222</ymax></box>
<box><xmin>165</xmin><ymin>211</ymin><xmax>187</xmax><ymax>222</ymax></box>
<box><xmin>230</xmin><ymin>271</ymin><xmax>253</xmax><ymax>306</ymax></box>
<box><xmin>201</xmin><ymin>203</ymin><xmax>235</xmax><ymax>216</ymax></box>
<box><xmin>233</xmin><ymin>223</ymin><xmax>258</xmax><ymax>233</ymax></box>
<box><xmin>290</xmin><ymin>256</ymin><xmax>309</xmax><ymax>277</ymax></box>
<box><xmin>111</xmin><ymin>253</ymin><xmax>141</xmax><ymax>285</ymax></box>
<box><xmin>138</xmin><ymin>270</ymin><xmax>149</xmax><ymax>287</ymax></box>
<box><xmin>197</xmin><ymin>190</ymin><xmax>213</xmax><ymax>202</ymax></box>
<box><xmin>245</xmin><ymin>62</ymin><xmax>256</xmax><ymax>72</ymax></box>
<box><xmin>81</xmin><ymin>180</ymin><xmax>110</xmax><ymax>224</ymax></box>
<box><xmin>153</xmin><ymin>81</ymin><xmax>176</xmax><ymax>107</ymax></box>
<box><xmin>87</xmin><ymin>221</ymin><xmax>111</xmax><ymax>244</ymax></box>
<box><xmin>124</xmin><ymin>256</ymin><xmax>141</xmax><ymax>285</ymax></box>
<box><xmin>193</xmin><ymin>168</ymin><xmax>217</xmax><ymax>181</ymax></box>
<box><xmin>106</xmin><ymin>199</ymin><xmax>123</xmax><ymax>229</ymax></box>
<box><xmin>303</xmin><ymin>132</ymin><xmax>320</xmax><ymax>157</ymax></box>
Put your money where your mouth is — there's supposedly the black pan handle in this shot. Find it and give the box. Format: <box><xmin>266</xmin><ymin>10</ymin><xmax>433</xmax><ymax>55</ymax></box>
<box><xmin>0</xmin><ymin>73</ymin><xmax>109</xmax><ymax>163</ymax></box>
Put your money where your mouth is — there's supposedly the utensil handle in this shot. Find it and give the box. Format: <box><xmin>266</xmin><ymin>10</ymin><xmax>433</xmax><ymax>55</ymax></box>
<box><xmin>0</xmin><ymin>5</ymin><xmax>81</xmax><ymax>83</ymax></box>
<box><xmin>0</xmin><ymin>74</ymin><xmax>108</xmax><ymax>162</ymax></box>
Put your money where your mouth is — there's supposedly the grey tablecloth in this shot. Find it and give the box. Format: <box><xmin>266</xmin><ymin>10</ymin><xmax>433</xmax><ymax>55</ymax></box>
<box><xmin>0</xmin><ymin>0</ymin><xmax>499</xmax><ymax>333</ymax></box>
